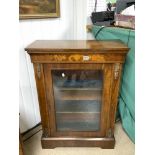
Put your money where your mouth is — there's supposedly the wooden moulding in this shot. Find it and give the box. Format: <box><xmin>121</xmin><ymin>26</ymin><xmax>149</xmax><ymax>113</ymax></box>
<box><xmin>30</xmin><ymin>53</ymin><xmax>126</xmax><ymax>63</ymax></box>
<box><xmin>41</xmin><ymin>136</ymin><xmax>115</xmax><ymax>149</ymax></box>
<box><xmin>25</xmin><ymin>40</ymin><xmax>129</xmax><ymax>53</ymax></box>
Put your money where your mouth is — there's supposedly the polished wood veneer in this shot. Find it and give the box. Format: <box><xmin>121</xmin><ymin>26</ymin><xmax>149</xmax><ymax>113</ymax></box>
<box><xmin>25</xmin><ymin>40</ymin><xmax>129</xmax><ymax>149</ymax></box>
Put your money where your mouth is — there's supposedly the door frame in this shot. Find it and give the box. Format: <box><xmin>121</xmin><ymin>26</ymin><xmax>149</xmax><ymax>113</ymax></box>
<box><xmin>43</xmin><ymin>63</ymin><xmax>113</xmax><ymax>137</ymax></box>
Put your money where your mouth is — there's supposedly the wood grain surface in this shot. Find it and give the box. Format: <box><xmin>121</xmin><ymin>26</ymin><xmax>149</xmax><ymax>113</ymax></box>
<box><xmin>25</xmin><ymin>40</ymin><xmax>129</xmax><ymax>53</ymax></box>
<box><xmin>26</xmin><ymin>40</ymin><xmax>129</xmax><ymax>148</ymax></box>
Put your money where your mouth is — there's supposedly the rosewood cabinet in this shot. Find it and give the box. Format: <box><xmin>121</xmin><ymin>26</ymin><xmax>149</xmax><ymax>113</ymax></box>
<box><xmin>25</xmin><ymin>40</ymin><xmax>129</xmax><ymax>149</ymax></box>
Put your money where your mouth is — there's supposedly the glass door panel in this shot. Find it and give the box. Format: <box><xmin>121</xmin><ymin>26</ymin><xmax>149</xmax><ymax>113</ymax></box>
<box><xmin>52</xmin><ymin>70</ymin><xmax>103</xmax><ymax>131</ymax></box>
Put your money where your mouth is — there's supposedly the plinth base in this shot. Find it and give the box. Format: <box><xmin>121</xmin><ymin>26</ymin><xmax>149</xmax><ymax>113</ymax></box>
<box><xmin>41</xmin><ymin>135</ymin><xmax>115</xmax><ymax>149</ymax></box>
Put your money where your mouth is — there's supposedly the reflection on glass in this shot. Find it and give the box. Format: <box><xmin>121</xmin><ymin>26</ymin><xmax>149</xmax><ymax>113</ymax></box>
<box><xmin>52</xmin><ymin>70</ymin><xmax>103</xmax><ymax>131</ymax></box>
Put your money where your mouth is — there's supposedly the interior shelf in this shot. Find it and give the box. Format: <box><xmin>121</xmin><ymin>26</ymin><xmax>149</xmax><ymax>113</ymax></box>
<box><xmin>52</xmin><ymin>70</ymin><xmax>103</xmax><ymax>132</ymax></box>
<box><xmin>56</xmin><ymin>112</ymin><xmax>100</xmax><ymax>114</ymax></box>
<box><xmin>55</xmin><ymin>100</ymin><xmax>101</xmax><ymax>112</ymax></box>
<box><xmin>56</xmin><ymin>113</ymin><xmax>100</xmax><ymax>131</ymax></box>
<box><xmin>56</xmin><ymin>90</ymin><xmax>102</xmax><ymax>101</ymax></box>
<box><xmin>54</xmin><ymin>80</ymin><xmax>102</xmax><ymax>89</ymax></box>
<box><xmin>56</xmin><ymin>113</ymin><xmax>100</xmax><ymax>120</ymax></box>
<box><xmin>56</xmin><ymin>87</ymin><xmax>102</xmax><ymax>91</ymax></box>
<box><xmin>56</xmin><ymin>121</ymin><xmax>100</xmax><ymax>131</ymax></box>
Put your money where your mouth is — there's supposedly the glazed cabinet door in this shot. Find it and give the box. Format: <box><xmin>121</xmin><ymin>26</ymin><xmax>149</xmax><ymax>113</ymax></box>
<box><xmin>43</xmin><ymin>63</ymin><xmax>114</xmax><ymax>137</ymax></box>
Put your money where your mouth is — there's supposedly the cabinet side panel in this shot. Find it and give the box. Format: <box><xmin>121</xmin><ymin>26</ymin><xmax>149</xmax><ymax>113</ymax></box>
<box><xmin>33</xmin><ymin>63</ymin><xmax>50</xmax><ymax>137</ymax></box>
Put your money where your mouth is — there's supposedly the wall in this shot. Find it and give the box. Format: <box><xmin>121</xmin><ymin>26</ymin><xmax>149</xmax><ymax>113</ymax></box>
<box><xmin>19</xmin><ymin>0</ymin><xmax>87</xmax><ymax>132</ymax></box>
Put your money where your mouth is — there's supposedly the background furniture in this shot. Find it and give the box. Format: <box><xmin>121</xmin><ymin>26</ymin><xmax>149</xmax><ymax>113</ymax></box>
<box><xmin>116</xmin><ymin>0</ymin><xmax>135</xmax><ymax>13</ymax></box>
<box><xmin>25</xmin><ymin>40</ymin><xmax>129</xmax><ymax>148</ymax></box>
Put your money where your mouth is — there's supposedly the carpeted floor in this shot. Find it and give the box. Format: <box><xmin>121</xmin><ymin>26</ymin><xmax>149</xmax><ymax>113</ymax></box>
<box><xmin>23</xmin><ymin>122</ymin><xmax>135</xmax><ymax>155</ymax></box>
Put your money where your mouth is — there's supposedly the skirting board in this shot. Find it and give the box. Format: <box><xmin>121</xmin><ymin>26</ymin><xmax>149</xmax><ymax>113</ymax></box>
<box><xmin>41</xmin><ymin>135</ymin><xmax>115</xmax><ymax>149</ymax></box>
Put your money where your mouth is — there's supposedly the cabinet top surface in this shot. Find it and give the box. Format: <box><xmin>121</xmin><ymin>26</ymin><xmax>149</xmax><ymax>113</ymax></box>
<box><xmin>25</xmin><ymin>40</ymin><xmax>129</xmax><ymax>54</ymax></box>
